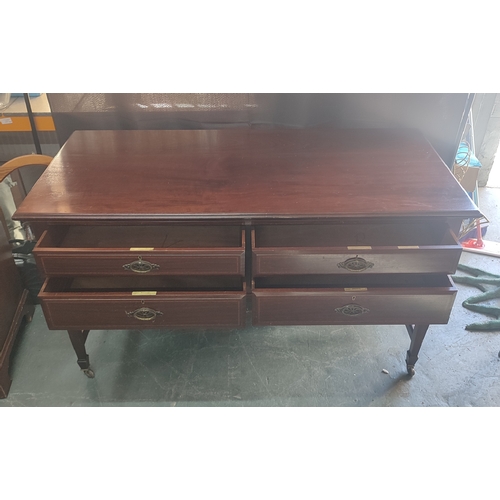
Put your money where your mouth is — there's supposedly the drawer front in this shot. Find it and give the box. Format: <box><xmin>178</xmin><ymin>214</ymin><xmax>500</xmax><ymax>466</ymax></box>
<box><xmin>34</xmin><ymin>249</ymin><xmax>245</xmax><ymax>277</ymax></box>
<box><xmin>252</xmin><ymin>282</ymin><xmax>457</xmax><ymax>326</ymax></box>
<box><xmin>34</xmin><ymin>226</ymin><xmax>245</xmax><ymax>276</ymax></box>
<box><xmin>253</xmin><ymin>246</ymin><xmax>461</xmax><ymax>276</ymax></box>
<box><xmin>252</xmin><ymin>225</ymin><xmax>462</xmax><ymax>276</ymax></box>
<box><xmin>39</xmin><ymin>290</ymin><xmax>246</xmax><ymax>330</ymax></box>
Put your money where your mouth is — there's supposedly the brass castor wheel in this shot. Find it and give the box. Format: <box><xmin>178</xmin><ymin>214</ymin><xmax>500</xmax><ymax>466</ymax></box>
<box><xmin>82</xmin><ymin>368</ymin><xmax>95</xmax><ymax>378</ymax></box>
<box><xmin>407</xmin><ymin>365</ymin><xmax>415</xmax><ymax>377</ymax></box>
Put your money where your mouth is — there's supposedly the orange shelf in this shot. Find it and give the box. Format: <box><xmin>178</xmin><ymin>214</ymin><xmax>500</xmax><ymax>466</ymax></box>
<box><xmin>0</xmin><ymin>115</ymin><xmax>55</xmax><ymax>132</ymax></box>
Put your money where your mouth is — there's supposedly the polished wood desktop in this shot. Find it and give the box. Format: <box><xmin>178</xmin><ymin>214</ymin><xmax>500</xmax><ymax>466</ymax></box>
<box><xmin>14</xmin><ymin>128</ymin><xmax>481</xmax><ymax>378</ymax></box>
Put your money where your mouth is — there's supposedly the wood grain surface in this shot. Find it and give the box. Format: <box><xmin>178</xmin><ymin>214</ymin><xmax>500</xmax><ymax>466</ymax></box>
<box><xmin>14</xmin><ymin>128</ymin><xmax>481</xmax><ymax>223</ymax></box>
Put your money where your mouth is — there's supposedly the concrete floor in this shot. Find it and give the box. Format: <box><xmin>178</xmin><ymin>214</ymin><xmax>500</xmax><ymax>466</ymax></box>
<box><xmin>1</xmin><ymin>188</ymin><xmax>499</xmax><ymax>407</ymax></box>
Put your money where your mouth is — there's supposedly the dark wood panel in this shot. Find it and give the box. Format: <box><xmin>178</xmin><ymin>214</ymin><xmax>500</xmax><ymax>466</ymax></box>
<box><xmin>0</xmin><ymin>212</ymin><xmax>24</xmax><ymax>347</ymax></box>
<box><xmin>35</xmin><ymin>249</ymin><xmax>245</xmax><ymax>277</ymax></box>
<box><xmin>254</xmin><ymin>222</ymin><xmax>451</xmax><ymax>247</ymax></box>
<box><xmin>0</xmin><ymin>215</ymin><xmax>35</xmax><ymax>398</ymax></box>
<box><xmin>253</xmin><ymin>274</ymin><xmax>454</xmax><ymax>288</ymax></box>
<box><xmin>252</xmin><ymin>226</ymin><xmax>461</xmax><ymax>276</ymax></box>
<box><xmin>39</xmin><ymin>275</ymin><xmax>247</xmax><ymax>329</ymax></box>
<box><xmin>39</xmin><ymin>290</ymin><xmax>246</xmax><ymax>330</ymax></box>
<box><xmin>42</xmin><ymin>275</ymin><xmax>244</xmax><ymax>293</ymax></box>
<box><xmin>253</xmin><ymin>247</ymin><xmax>461</xmax><ymax>276</ymax></box>
<box><xmin>252</xmin><ymin>278</ymin><xmax>457</xmax><ymax>326</ymax></box>
<box><xmin>35</xmin><ymin>226</ymin><xmax>245</xmax><ymax>276</ymax></box>
<box><xmin>58</xmin><ymin>225</ymin><xmax>244</xmax><ymax>248</ymax></box>
<box><xmin>14</xmin><ymin>129</ymin><xmax>481</xmax><ymax>223</ymax></box>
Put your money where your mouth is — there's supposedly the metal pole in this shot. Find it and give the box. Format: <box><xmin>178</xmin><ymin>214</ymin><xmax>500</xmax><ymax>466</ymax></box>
<box><xmin>23</xmin><ymin>93</ymin><xmax>42</xmax><ymax>154</ymax></box>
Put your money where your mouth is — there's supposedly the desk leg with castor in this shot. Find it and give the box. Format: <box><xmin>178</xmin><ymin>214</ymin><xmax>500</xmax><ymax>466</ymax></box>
<box><xmin>68</xmin><ymin>330</ymin><xmax>94</xmax><ymax>378</ymax></box>
<box><xmin>405</xmin><ymin>324</ymin><xmax>429</xmax><ymax>377</ymax></box>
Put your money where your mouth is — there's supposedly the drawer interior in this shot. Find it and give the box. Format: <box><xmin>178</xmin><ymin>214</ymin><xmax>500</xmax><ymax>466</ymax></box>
<box><xmin>254</xmin><ymin>274</ymin><xmax>454</xmax><ymax>290</ymax></box>
<box><xmin>254</xmin><ymin>222</ymin><xmax>456</xmax><ymax>248</ymax></box>
<box><xmin>43</xmin><ymin>276</ymin><xmax>244</xmax><ymax>293</ymax></box>
<box><xmin>42</xmin><ymin>225</ymin><xmax>243</xmax><ymax>249</ymax></box>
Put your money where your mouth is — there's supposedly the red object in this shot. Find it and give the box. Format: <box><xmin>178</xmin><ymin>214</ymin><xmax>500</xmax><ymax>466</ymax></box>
<box><xmin>462</xmin><ymin>219</ymin><xmax>485</xmax><ymax>248</ymax></box>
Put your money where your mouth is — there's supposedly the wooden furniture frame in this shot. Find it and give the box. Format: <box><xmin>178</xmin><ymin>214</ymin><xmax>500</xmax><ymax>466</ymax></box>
<box><xmin>13</xmin><ymin>129</ymin><xmax>481</xmax><ymax>379</ymax></box>
<box><xmin>0</xmin><ymin>154</ymin><xmax>52</xmax><ymax>398</ymax></box>
<box><xmin>0</xmin><ymin>208</ymin><xmax>34</xmax><ymax>398</ymax></box>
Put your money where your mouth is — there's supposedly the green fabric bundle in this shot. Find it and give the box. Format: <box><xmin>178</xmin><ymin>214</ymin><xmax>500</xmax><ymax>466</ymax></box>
<box><xmin>451</xmin><ymin>264</ymin><xmax>500</xmax><ymax>331</ymax></box>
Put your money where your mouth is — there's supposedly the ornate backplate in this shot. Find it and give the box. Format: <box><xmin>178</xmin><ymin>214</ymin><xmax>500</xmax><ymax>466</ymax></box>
<box><xmin>335</xmin><ymin>304</ymin><xmax>370</xmax><ymax>316</ymax></box>
<box><xmin>337</xmin><ymin>256</ymin><xmax>374</xmax><ymax>272</ymax></box>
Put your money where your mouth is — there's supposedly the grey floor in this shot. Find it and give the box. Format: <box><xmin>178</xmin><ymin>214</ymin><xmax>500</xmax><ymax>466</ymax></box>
<box><xmin>1</xmin><ymin>187</ymin><xmax>499</xmax><ymax>407</ymax></box>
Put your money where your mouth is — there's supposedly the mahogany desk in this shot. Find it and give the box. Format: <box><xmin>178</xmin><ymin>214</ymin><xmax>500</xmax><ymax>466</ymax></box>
<box><xmin>14</xmin><ymin>129</ymin><xmax>481</xmax><ymax>378</ymax></box>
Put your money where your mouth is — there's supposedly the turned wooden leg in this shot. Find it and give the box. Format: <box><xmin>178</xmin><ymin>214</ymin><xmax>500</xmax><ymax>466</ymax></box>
<box><xmin>67</xmin><ymin>330</ymin><xmax>94</xmax><ymax>378</ymax></box>
<box><xmin>405</xmin><ymin>324</ymin><xmax>429</xmax><ymax>377</ymax></box>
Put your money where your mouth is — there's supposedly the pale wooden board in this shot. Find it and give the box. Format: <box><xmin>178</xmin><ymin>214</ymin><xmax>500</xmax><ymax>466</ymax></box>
<box><xmin>462</xmin><ymin>240</ymin><xmax>500</xmax><ymax>258</ymax></box>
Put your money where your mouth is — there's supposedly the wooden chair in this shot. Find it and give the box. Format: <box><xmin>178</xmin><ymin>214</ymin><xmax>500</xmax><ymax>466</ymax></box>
<box><xmin>0</xmin><ymin>154</ymin><xmax>53</xmax><ymax>240</ymax></box>
<box><xmin>0</xmin><ymin>154</ymin><xmax>53</xmax><ymax>183</ymax></box>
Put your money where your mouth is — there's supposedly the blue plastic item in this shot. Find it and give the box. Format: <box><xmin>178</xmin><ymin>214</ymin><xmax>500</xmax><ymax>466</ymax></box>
<box><xmin>455</xmin><ymin>141</ymin><xmax>482</xmax><ymax>167</ymax></box>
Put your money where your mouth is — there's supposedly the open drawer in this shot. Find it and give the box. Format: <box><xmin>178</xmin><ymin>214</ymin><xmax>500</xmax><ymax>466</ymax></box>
<box><xmin>252</xmin><ymin>222</ymin><xmax>462</xmax><ymax>276</ymax></box>
<box><xmin>34</xmin><ymin>225</ymin><xmax>245</xmax><ymax>276</ymax></box>
<box><xmin>38</xmin><ymin>276</ymin><xmax>246</xmax><ymax>329</ymax></box>
<box><xmin>252</xmin><ymin>274</ymin><xmax>457</xmax><ymax>326</ymax></box>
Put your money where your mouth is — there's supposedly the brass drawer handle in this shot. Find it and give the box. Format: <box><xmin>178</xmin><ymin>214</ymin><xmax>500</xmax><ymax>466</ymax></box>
<box><xmin>123</xmin><ymin>256</ymin><xmax>160</xmax><ymax>273</ymax></box>
<box><xmin>335</xmin><ymin>304</ymin><xmax>370</xmax><ymax>316</ymax></box>
<box><xmin>338</xmin><ymin>255</ymin><xmax>374</xmax><ymax>272</ymax></box>
<box><xmin>126</xmin><ymin>307</ymin><xmax>164</xmax><ymax>321</ymax></box>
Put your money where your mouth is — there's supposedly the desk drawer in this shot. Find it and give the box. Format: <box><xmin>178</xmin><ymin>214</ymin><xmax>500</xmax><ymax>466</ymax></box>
<box><xmin>252</xmin><ymin>275</ymin><xmax>457</xmax><ymax>325</ymax></box>
<box><xmin>252</xmin><ymin>223</ymin><xmax>461</xmax><ymax>276</ymax></box>
<box><xmin>34</xmin><ymin>225</ymin><xmax>245</xmax><ymax>276</ymax></box>
<box><xmin>38</xmin><ymin>276</ymin><xmax>246</xmax><ymax>329</ymax></box>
